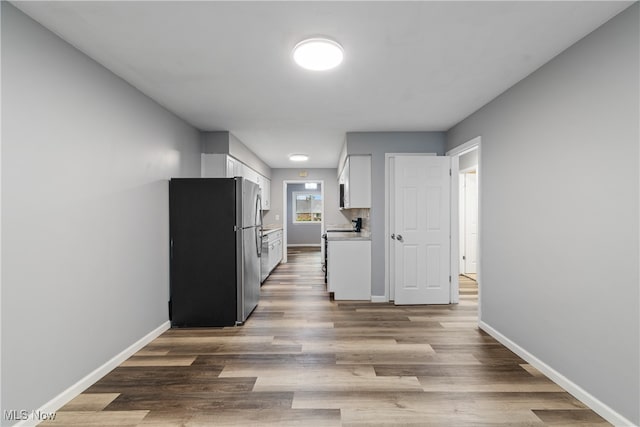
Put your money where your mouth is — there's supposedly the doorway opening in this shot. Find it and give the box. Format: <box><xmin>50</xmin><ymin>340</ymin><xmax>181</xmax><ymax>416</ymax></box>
<box><xmin>281</xmin><ymin>180</ymin><xmax>325</xmax><ymax>264</ymax></box>
<box><xmin>459</xmin><ymin>166</ymin><xmax>478</xmax><ymax>278</ymax></box>
<box><xmin>447</xmin><ymin>137</ymin><xmax>481</xmax><ymax>316</ymax></box>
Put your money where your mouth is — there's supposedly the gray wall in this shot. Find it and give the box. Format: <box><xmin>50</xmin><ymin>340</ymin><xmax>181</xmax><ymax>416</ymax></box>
<box><xmin>447</xmin><ymin>4</ymin><xmax>639</xmax><ymax>424</ymax></box>
<box><xmin>286</xmin><ymin>183</ymin><xmax>322</xmax><ymax>245</ymax></box>
<box><xmin>1</xmin><ymin>3</ymin><xmax>201</xmax><ymax>420</ymax></box>
<box><xmin>345</xmin><ymin>132</ymin><xmax>446</xmax><ymax>296</ymax></box>
<box><xmin>263</xmin><ymin>168</ymin><xmax>349</xmax><ymax>230</ymax></box>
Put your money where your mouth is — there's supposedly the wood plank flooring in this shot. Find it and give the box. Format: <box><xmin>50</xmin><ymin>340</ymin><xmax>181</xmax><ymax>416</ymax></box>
<box><xmin>43</xmin><ymin>247</ymin><xmax>609</xmax><ymax>426</ymax></box>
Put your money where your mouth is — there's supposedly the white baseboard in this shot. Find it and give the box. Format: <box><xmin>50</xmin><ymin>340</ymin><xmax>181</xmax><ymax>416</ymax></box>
<box><xmin>370</xmin><ymin>295</ymin><xmax>388</xmax><ymax>303</ymax></box>
<box><xmin>287</xmin><ymin>243</ymin><xmax>321</xmax><ymax>247</ymax></box>
<box><xmin>479</xmin><ymin>320</ymin><xmax>636</xmax><ymax>427</ymax></box>
<box><xmin>13</xmin><ymin>321</ymin><xmax>170</xmax><ymax>427</ymax></box>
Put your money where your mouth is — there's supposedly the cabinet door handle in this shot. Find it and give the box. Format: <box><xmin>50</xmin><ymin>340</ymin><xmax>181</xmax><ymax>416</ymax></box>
<box><xmin>390</xmin><ymin>234</ymin><xmax>395</xmax><ymax>240</ymax></box>
<box><xmin>396</xmin><ymin>234</ymin><xmax>403</xmax><ymax>242</ymax></box>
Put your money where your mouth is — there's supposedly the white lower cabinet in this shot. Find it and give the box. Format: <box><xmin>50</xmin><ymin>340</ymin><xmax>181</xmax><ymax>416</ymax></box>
<box><xmin>261</xmin><ymin>229</ymin><xmax>283</xmax><ymax>282</ymax></box>
<box><xmin>327</xmin><ymin>240</ymin><xmax>371</xmax><ymax>300</ymax></box>
<box><xmin>269</xmin><ymin>230</ymin><xmax>283</xmax><ymax>272</ymax></box>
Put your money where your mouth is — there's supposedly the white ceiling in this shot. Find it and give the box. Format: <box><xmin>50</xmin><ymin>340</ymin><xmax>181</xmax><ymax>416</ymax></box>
<box><xmin>13</xmin><ymin>1</ymin><xmax>632</xmax><ymax>168</ymax></box>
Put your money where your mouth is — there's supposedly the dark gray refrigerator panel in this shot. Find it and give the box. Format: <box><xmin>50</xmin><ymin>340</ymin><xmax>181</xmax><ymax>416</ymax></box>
<box><xmin>169</xmin><ymin>178</ymin><xmax>260</xmax><ymax>327</ymax></box>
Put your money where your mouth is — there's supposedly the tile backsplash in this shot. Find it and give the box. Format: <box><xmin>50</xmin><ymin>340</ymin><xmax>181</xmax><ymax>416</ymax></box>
<box><xmin>342</xmin><ymin>208</ymin><xmax>370</xmax><ymax>231</ymax></box>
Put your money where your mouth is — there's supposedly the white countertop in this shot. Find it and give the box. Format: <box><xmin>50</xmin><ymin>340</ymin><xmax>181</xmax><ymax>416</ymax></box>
<box><xmin>326</xmin><ymin>231</ymin><xmax>371</xmax><ymax>241</ymax></box>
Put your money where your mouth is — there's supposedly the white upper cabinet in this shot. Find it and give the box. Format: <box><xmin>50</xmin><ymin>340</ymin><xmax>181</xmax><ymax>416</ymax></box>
<box><xmin>261</xmin><ymin>177</ymin><xmax>271</xmax><ymax>210</ymax></box>
<box><xmin>201</xmin><ymin>154</ymin><xmax>271</xmax><ymax>210</ymax></box>
<box><xmin>202</xmin><ymin>154</ymin><xmax>242</xmax><ymax>178</ymax></box>
<box><xmin>339</xmin><ymin>155</ymin><xmax>371</xmax><ymax>209</ymax></box>
<box><xmin>240</xmin><ymin>163</ymin><xmax>258</xmax><ymax>184</ymax></box>
<box><xmin>238</xmin><ymin>165</ymin><xmax>271</xmax><ymax>210</ymax></box>
<box><xmin>226</xmin><ymin>156</ymin><xmax>241</xmax><ymax>178</ymax></box>
<box><xmin>202</xmin><ymin>153</ymin><xmax>229</xmax><ymax>177</ymax></box>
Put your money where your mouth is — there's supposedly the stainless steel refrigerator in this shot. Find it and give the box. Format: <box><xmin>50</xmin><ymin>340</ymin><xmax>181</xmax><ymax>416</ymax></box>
<box><xmin>169</xmin><ymin>177</ymin><xmax>262</xmax><ymax>327</ymax></box>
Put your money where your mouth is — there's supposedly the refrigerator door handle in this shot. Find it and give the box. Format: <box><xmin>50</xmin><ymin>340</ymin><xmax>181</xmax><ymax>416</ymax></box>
<box><xmin>257</xmin><ymin>193</ymin><xmax>263</xmax><ymax>228</ymax></box>
<box><xmin>255</xmin><ymin>194</ymin><xmax>263</xmax><ymax>258</ymax></box>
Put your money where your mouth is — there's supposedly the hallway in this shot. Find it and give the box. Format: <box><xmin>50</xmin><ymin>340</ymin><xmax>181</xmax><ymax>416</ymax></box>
<box><xmin>44</xmin><ymin>248</ymin><xmax>609</xmax><ymax>426</ymax></box>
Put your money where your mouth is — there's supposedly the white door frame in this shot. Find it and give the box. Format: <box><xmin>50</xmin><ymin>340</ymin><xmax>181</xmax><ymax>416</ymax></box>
<box><xmin>384</xmin><ymin>153</ymin><xmax>436</xmax><ymax>302</ymax></box>
<box><xmin>446</xmin><ymin>136</ymin><xmax>481</xmax><ymax>314</ymax></box>
<box><xmin>281</xmin><ymin>179</ymin><xmax>325</xmax><ymax>264</ymax></box>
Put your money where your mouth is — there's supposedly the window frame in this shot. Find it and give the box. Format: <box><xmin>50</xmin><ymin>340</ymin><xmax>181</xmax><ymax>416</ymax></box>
<box><xmin>292</xmin><ymin>191</ymin><xmax>322</xmax><ymax>224</ymax></box>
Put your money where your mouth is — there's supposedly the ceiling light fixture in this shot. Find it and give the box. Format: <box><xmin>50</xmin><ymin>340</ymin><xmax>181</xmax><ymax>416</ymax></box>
<box><xmin>289</xmin><ymin>154</ymin><xmax>309</xmax><ymax>162</ymax></box>
<box><xmin>292</xmin><ymin>37</ymin><xmax>344</xmax><ymax>71</ymax></box>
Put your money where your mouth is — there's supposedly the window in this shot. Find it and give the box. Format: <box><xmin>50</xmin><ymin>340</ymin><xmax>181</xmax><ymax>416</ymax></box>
<box><xmin>293</xmin><ymin>192</ymin><xmax>322</xmax><ymax>223</ymax></box>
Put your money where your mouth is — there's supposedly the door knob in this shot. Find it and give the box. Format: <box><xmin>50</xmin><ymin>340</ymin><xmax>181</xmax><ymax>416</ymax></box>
<box><xmin>396</xmin><ymin>234</ymin><xmax>403</xmax><ymax>242</ymax></box>
<box><xmin>391</xmin><ymin>234</ymin><xmax>395</xmax><ymax>240</ymax></box>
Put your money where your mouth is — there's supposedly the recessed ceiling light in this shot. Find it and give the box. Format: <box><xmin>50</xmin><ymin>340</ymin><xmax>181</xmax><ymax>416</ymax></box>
<box><xmin>292</xmin><ymin>37</ymin><xmax>344</xmax><ymax>71</ymax></box>
<box><xmin>289</xmin><ymin>154</ymin><xmax>309</xmax><ymax>162</ymax></box>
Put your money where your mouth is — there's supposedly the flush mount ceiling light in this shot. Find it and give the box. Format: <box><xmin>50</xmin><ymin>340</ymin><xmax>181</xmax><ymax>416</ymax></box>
<box><xmin>292</xmin><ymin>37</ymin><xmax>344</xmax><ymax>71</ymax></box>
<box><xmin>289</xmin><ymin>154</ymin><xmax>309</xmax><ymax>162</ymax></box>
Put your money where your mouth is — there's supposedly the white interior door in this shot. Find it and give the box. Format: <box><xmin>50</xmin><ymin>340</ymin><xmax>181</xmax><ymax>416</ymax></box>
<box><xmin>463</xmin><ymin>172</ymin><xmax>478</xmax><ymax>274</ymax></box>
<box><xmin>459</xmin><ymin>176</ymin><xmax>466</xmax><ymax>273</ymax></box>
<box><xmin>393</xmin><ymin>156</ymin><xmax>451</xmax><ymax>304</ymax></box>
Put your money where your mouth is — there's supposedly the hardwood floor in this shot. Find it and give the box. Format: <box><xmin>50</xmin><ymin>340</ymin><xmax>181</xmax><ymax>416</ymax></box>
<box><xmin>43</xmin><ymin>248</ymin><xmax>609</xmax><ymax>426</ymax></box>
